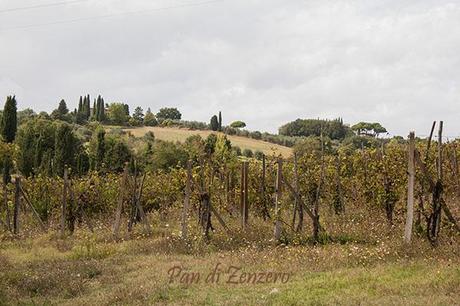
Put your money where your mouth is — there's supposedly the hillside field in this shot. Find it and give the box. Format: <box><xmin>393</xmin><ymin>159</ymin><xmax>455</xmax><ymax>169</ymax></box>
<box><xmin>120</xmin><ymin>126</ymin><xmax>292</xmax><ymax>158</ymax></box>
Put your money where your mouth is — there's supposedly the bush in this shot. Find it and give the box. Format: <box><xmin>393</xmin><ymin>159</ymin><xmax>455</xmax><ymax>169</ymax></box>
<box><xmin>232</xmin><ymin>146</ymin><xmax>242</xmax><ymax>156</ymax></box>
<box><xmin>242</xmin><ymin>148</ymin><xmax>253</xmax><ymax>158</ymax></box>
<box><xmin>254</xmin><ymin>150</ymin><xmax>264</xmax><ymax>160</ymax></box>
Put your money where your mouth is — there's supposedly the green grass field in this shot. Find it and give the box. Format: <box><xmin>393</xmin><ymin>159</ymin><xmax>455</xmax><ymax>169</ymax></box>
<box><xmin>121</xmin><ymin>126</ymin><xmax>292</xmax><ymax>158</ymax></box>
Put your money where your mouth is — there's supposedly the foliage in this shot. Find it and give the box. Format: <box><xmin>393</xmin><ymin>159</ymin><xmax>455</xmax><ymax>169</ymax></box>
<box><xmin>144</xmin><ymin>108</ymin><xmax>158</xmax><ymax>127</ymax></box>
<box><xmin>51</xmin><ymin>99</ymin><xmax>71</xmax><ymax>122</ymax></box>
<box><xmin>279</xmin><ymin>118</ymin><xmax>350</xmax><ymax>140</ymax></box>
<box><xmin>107</xmin><ymin>103</ymin><xmax>129</xmax><ymax>125</ymax></box>
<box><xmin>131</xmin><ymin>106</ymin><xmax>144</xmax><ymax>126</ymax></box>
<box><xmin>156</xmin><ymin>108</ymin><xmax>181</xmax><ymax>121</ymax></box>
<box><xmin>351</xmin><ymin>122</ymin><xmax>388</xmax><ymax>137</ymax></box>
<box><xmin>150</xmin><ymin>140</ymin><xmax>188</xmax><ymax>171</ymax></box>
<box><xmin>16</xmin><ymin>119</ymin><xmax>56</xmax><ymax>176</ymax></box>
<box><xmin>230</xmin><ymin>120</ymin><xmax>246</xmax><ymax>129</ymax></box>
<box><xmin>54</xmin><ymin>122</ymin><xmax>80</xmax><ymax>177</ymax></box>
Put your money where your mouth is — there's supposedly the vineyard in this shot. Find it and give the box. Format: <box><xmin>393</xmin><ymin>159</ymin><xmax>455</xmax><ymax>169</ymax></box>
<box><xmin>1</xmin><ymin>122</ymin><xmax>459</xmax><ymax>244</ymax></box>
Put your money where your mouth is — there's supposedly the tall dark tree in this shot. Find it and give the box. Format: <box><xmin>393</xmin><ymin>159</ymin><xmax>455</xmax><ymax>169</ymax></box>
<box><xmin>54</xmin><ymin>123</ymin><xmax>77</xmax><ymax>177</ymax></box>
<box><xmin>218</xmin><ymin>111</ymin><xmax>222</xmax><ymax>131</ymax></box>
<box><xmin>85</xmin><ymin>95</ymin><xmax>91</xmax><ymax>119</ymax></box>
<box><xmin>1</xmin><ymin>96</ymin><xmax>17</xmax><ymax>185</ymax></box>
<box><xmin>1</xmin><ymin>95</ymin><xmax>17</xmax><ymax>143</ymax></box>
<box><xmin>51</xmin><ymin>99</ymin><xmax>71</xmax><ymax>122</ymax></box>
<box><xmin>91</xmin><ymin>99</ymin><xmax>95</xmax><ymax>119</ymax></box>
<box><xmin>123</xmin><ymin>104</ymin><xmax>130</xmax><ymax>117</ymax></box>
<box><xmin>57</xmin><ymin>99</ymin><xmax>69</xmax><ymax>115</ymax></box>
<box><xmin>96</xmin><ymin>95</ymin><xmax>106</xmax><ymax>122</ymax></box>
<box><xmin>210</xmin><ymin>115</ymin><xmax>219</xmax><ymax>131</ymax></box>
<box><xmin>95</xmin><ymin>128</ymin><xmax>105</xmax><ymax>170</ymax></box>
<box><xmin>77</xmin><ymin>96</ymin><xmax>83</xmax><ymax>114</ymax></box>
<box><xmin>133</xmin><ymin>106</ymin><xmax>144</xmax><ymax>124</ymax></box>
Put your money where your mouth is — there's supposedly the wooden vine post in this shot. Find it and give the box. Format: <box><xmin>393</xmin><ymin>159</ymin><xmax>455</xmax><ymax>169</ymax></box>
<box><xmin>240</xmin><ymin>161</ymin><xmax>244</xmax><ymax>227</ymax></box>
<box><xmin>404</xmin><ymin>131</ymin><xmax>415</xmax><ymax>244</ymax></box>
<box><xmin>60</xmin><ymin>168</ymin><xmax>68</xmax><ymax>237</ymax></box>
<box><xmin>181</xmin><ymin>160</ymin><xmax>192</xmax><ymax>240</ymax></box>
<box><xmin>113</xmin><ymin>164</ymin><xmax>129</xmax><ymax>239</ymax></box>
<box><xmin>274</xmin><ymin>157</ymin><xmax>282</xmax><ymax>242</ymax></box>
<box><xmin>240</xmin><ymin>161</ymin><xmax>249</xmax><ymax>229</ymax></box>
<box><xmin>261</xmin><ymin>154</ymin><xmax>269</xmax><ymax>220</ymax></box>
<box><xmin>13</xmin><ymin>176</ymin><xmax>21</xmax><ymax>235</ymax></box>
<box><xmin>243</xmin><ymin>161</ymin><xmax>249</xmax><ymax>227</ymax></box>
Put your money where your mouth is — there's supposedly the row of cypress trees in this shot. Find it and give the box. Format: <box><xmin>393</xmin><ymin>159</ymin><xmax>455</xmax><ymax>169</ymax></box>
<box><xmin>75</xmin><ymin>94</ymin><xmax>106</xmax><ymax>123</ymax></box>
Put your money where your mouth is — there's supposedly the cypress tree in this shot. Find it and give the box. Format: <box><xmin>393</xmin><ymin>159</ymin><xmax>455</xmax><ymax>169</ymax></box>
<box><xmin>54</xmin><ymin>123</ymin><xmax>76</xmax><ymax>177</ymax></box>
<box><xmin>85</xmin><ymin>95</ymin><xmax>91</xmax><ymax>119</ymax></box>
<box><xmin>78</xmin><ymin>96</ymin><xmax>83</xmax><ymax>114</ymax></box>
<box><xmin>95</xmin><ymin>128</ymin><xmax>105</xmax><ymax>170</ymax></box>
<box><xmin>210</xmin><ymin>115</ymin><xmax>219</xmax><ymax>131</ymax></box>
<box><xmin>218</xmin><ymin>111</ymin><xmax>222</xmax><ymax>131</ymax></box>
<box><xmin>0</xmin><ymin>95</ymin><xmax>16</xmax><ymax>184</ymax></box>
<box><xmin>100</xmin><ymin>97</ymin><xmax>105</xmax><ymax>122</ymax></box>
<box><xmin>1</xmin><ymin>95</ymin><xmax>17</xmax><ymax>143</ymax></box>
<box><xmin>92</xmin><ymin>100</ymin><xmax>96</xmax><ymax>120</ymax></box>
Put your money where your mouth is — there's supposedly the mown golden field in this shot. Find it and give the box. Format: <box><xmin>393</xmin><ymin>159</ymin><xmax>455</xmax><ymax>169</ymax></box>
<box><xmin>120</xmin><ymin>126</ymin><xmax>293</xmax><ymax>158</ymax></box>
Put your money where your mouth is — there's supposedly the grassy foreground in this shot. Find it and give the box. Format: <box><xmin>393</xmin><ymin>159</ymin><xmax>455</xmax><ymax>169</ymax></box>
<box><xmin>0</xmin><ymin>228</ymin><xmax>458</xmax><ymax>306</ymax></box>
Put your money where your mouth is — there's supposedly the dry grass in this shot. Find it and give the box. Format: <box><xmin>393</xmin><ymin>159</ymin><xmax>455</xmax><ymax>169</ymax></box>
<box><xmin>120</xmin><ymin>126</ymin><xmax>292</xmax><ymax>158</ymax></box>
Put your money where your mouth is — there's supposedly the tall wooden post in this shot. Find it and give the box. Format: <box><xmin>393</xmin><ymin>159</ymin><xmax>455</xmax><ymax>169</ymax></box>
<box><xmin>435</xmin><ymin>121</ymin><xmax>444</xmax><ymax>235</ymax></box>
<box><xmin>113</xmin><ymin>164</ymin><xmax>129</xmax><ymax>238</ymax></box>
<box><xmin>60</xmin><ymin>168</ymin><xmax>68</xmax><ymax>237</ymax></box>
<box><xmin>404</xmin><ymin>132</ymin><xmax>415</xmax><ymax>244</ymax></box>
<box><xmin>182</xmin><ymin>160</ymin><xmax>192</xmax><ymax>239</ymax></box>
<box><xmin>274</xmin><ymin>158</ymin><xmax>282</xmax><ymax>241</ymax></box>
<box><xmin>293</xmin><ymin>153</ymin><xmax>303</xmax><ymax>231</ymax></box>
<box><xmin>13</xmin><ymin>176</ymin><xmax>20</xmax><ymax>235</ymax></box>
<box><xmin>261</xmin><ymin>154</ymin><xmax>269</xmax><ymax>220</ymax></box>
<box><xmin>437</xmin><ymin>121</ymin><xmax>443</xmax><ymax>181</ymax></box>
<box><xmin>240</xmin><ymin>161</ymin><xmax>244</xmax><ymax>227</ymax></box>
<box><xmin>243</xmin><ymin>161</ymin><xmax>249</xmax><ymax>227</ymax></box>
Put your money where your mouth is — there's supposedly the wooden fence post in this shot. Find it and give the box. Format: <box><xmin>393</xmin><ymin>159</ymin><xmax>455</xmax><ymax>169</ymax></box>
<box><xmin>13</xmin><ymin>176</ymin><xmax>20</xmax><ymax>235</ymax></box>
<box><xmin>404</xmin><ymin>131</ymin><xmax>415</xmax><ymax>244</ymax></box>
<box><xmin>182</xmin><ymin>160</ymin><xmax>192</xmax><ymax>239</ymax></box>
<box><xmin>274</xmin><ymin>157</ymin><xmax>282</xmax><ymax>241</ymax></box>
<box><xmin>60</xmin><ymin>168</ymin><xmax>68</xmax><ymax>237</ymax></box>
<box><xmin>113</xmin><ymin>163</ymin><xmax>129</xmax><ymax>239</ymax></box>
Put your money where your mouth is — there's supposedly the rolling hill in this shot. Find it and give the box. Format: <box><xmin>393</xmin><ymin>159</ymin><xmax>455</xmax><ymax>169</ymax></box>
<box><xmin>121</xmin><ymin>126</ymin><xmax>292</xmax><ymax>157</ymax></box>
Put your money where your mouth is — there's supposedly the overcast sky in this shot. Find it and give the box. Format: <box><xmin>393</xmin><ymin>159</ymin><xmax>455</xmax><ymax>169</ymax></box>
<box><xmin>0</xmin><ymin>0</ymin><xmax>459</xmax><ymax>136</ymax></box>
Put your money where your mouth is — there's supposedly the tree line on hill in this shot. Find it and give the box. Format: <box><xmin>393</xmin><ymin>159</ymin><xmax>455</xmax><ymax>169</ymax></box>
<box><xmin>0</xmin><ymin>96</ymin><xmax>265</xmax><ymax>183</ymax></box>
<box><xmin>43</xmin><ymin>95</ymin><xmax>182</xmax><ymax>127</ymax></box>
<box><xmin>0</xmin><ymin>95</ymin><xmax>394</xmax><ymax>182</ymax></box>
